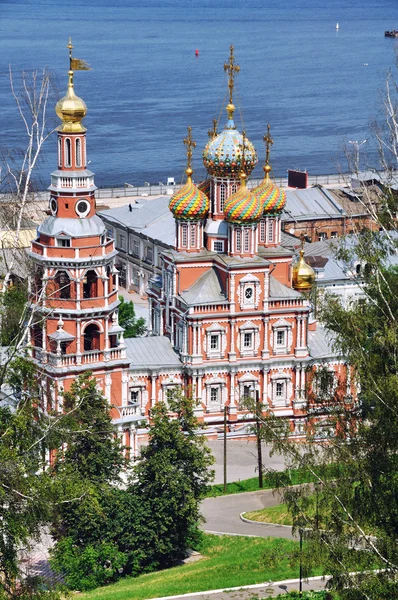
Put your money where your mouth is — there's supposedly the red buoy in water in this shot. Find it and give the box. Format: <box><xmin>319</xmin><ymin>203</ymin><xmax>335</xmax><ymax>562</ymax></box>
<box><xmin>195</xmin><ymin>49</ymin><xmax>199</xmax><ymax>56</ymax></box>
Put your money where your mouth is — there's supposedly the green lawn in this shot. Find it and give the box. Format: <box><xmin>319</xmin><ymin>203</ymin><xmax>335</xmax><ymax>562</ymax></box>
<box><xmin>244</xmin><ymin>502</ymin><xmax>297</xmax><ymax>526</ymax></box>
<box><xmin>206</xmin><ymin>465</ymin><xmax>342</xmax><ymax>497</ymax></box>
<box><xmin>81</xmin><ymin>534</ymin><xmax>322</xmax><ymax>600</ymax></box>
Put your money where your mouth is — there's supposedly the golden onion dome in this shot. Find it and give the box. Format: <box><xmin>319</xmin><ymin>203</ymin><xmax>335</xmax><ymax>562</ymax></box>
<box><xmin>169</xmin><ymin>169</ymin><xmax>209</xmax><ymax>220</ymax></box>
<box><xmin>292</xmin><ymin>249</ymin><xmax>316</xmax><ymax>292</ymax></box>
<box><xmin>224</xmin><ymin>172</ymin><xmax>263</xmax><ymax>224</ymax></box>
<box><xmin>55</xmin><ymin>70</ymin><xmax>87</xmax><ymax>133</ymax></box>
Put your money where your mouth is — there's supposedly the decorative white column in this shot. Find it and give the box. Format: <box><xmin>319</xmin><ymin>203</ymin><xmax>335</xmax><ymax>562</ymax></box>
<box><xmin>151</xmin><ymin>373</ymin><xmax>157</xmax><ymax>406</ymax></box>
<box><xmin>229</xmin><ymin>369</ymin><xmax>237</xmax><ymax>414</ymax></box>
<box><xmin>148</xmin><ymin>298</ymin><xmax>153</xmax><ymax>335</ymax></box>
<box><xmin>262</xmin><ymin>317</ymin><xmax>270</xmax><ymax>359</ymax></box>
<box><xmin>228</xmin><ymin>318</ymin><xmax>236</xmax><ymax>361</ymax></box>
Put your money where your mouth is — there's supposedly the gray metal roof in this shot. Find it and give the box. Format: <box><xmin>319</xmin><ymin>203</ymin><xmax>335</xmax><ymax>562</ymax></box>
<box><xmin>99</xmin><ymin>196</ymin><xmax>170</xmax><ymax>231</ymax></box>
<box><xmin>308</xmin><ymin>325</ymin><xmax>338</xmax><ymax>359</ymax></box>
<box><xmin>269</xmin><ymin>275</ymin><xmax>301</xmax><ymax>299</ymax></box>
<box><xmin>39</xmin><ymin>216</ymin><xmax>105</xmax><ymax>238</ymax></box>
<box><xmin>283</xmin><ymin>187</ymin><xmax>345</xmax><ymax>221</ymax></box>
<box><xmin>99</xmin><ymin>196</ymin><xmax>175</xmax><ymax>247</ymax></box>
<box><xmin>180</xmin><ymin>268</ymin><xmax>226</xmax><ymax>305</ymax></box>
<box><xmin>125</xmin><ymin>336</ymin><xmax>182</xmax><ymax>368</ymax></box>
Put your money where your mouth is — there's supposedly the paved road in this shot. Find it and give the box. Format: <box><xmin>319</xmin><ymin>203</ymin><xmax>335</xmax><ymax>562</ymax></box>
<box><xmin>151</xmin><ymin>576</ymin><xmax>330</xmax><ymax>600</ymax></box>
<box><xmin>201</xmin><ymin>489</ymin><xmax>295</xmax><ymax>541</ymax></box>
<box><xmin>206</xmin><ymin>439</ymin><xmax>288</xmax><ymax>485</ymax></box>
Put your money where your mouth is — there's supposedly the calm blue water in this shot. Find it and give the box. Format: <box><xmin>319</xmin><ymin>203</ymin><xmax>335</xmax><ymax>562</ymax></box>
<box><xmin>1</xmin><ymin>0</ymin><xmax>398</xmax><ymax>187</ymax></box>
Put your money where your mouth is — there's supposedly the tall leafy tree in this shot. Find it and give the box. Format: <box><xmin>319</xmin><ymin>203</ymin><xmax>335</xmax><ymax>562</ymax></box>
<box><xmin>118</xmin><ymin>296</ymin><xmax>146</xmax><ymax>338</ymax></box>
<box><xmin>125</xmin><ymin>390</ymin><xmax>215</xmax><ymax>571</ymax></box>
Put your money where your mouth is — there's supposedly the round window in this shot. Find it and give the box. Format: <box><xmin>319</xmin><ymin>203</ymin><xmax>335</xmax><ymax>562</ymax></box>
<box><xmin>50</xmin><ymin>197</ymin><xmax>57</xmax><ymax>216</ymax></box>
<box><xmin>245</xmin><ymin>287</ymin><xmax>253</xmax><ymax>300</ymax></box>
<box><xmin>75</xmin><ymin>199</ymin><xmax>90</xmax><ymax>218</ymax></box>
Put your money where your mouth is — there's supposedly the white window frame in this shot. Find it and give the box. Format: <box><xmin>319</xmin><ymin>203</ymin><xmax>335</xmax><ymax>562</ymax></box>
<box><xmin>64</xmin><ymin>137</ymin><xmax>72</xmax><ymax>168</ymax></box>
<box><xmin>190</xmin><ymin>224</ymin><xmax>197</xmax><ymax>247</ymax></box>
<box><xmin>236</xmin><ymin>229</ymin><xmax>242</xmax><ymax>252</ymax></box>
<box><xmin>220</xmin><ymin>183</ymin><xmax>226</xmax><ymax>211</ymax></box>
<box><xmin>268</xmin><ymin>219</ymin><xmax>274</xmax><ymax>242</ymax></box>
<box><xmin>213</xmin><ymin>240</ymin><xmax>224</xmax><ymax>253</ymax></box>
<box><xmin>276</xmin><ymin>330</ymin><xmax>285</xmax><ymax>346</ymax></box>
<box><xmin>244</xmin><ymin>228</ymin><xmax>250</xmax><ymax>252</ymax></box>
<box><xmin>56</xmin><ymin>237</ymin><xmax>71</xmax><ymax>248</ymax></box>
<box><xmin>76</xmin><ymin>138</ymin><xmax>82</xmax><ymax>168</ymax></box>
<box><xmin>210</xmin><ymin>334</ymin><xmax>219</xmax><ymax>351</ymax></box>
<box><xmin>181</xmin><ymin>224</ymin><xmax>188</xmax><ymax>247</ymax></box>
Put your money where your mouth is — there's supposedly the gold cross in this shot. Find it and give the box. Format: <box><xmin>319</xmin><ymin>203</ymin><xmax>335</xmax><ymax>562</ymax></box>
<box><xmin>224</xmin><ymin>45</ymin><xmax>240</xmax><ymax>105</ymax></box>
<box><xmin>183</xmin><ymin>126</ymin><xmax>196</xmax><ymax>171</ymax></box>
<box><xmin>263</xmin><ymin>123</ymin><xmax>274</xmax><ymax>166</ymax></box>
<box><xmin>208</xmin><ymin>118</ymin><xmax>218</xmax><ymax>139</ymax></box>
<box><xmin>67</xmin><ymin>37</ymin><xmax>74</xmax><ymax>69</ymax></box>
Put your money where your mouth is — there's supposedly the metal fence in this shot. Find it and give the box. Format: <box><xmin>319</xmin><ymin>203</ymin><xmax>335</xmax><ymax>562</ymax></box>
<box><xmin>0</xmin><ymin>172</ymin><xmax>355</xmax><ymax>203</ymax></box>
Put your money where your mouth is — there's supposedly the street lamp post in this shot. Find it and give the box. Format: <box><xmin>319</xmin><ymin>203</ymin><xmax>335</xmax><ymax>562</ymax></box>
<box><xmin>223</xmin><ymin>404</ymin><xmax>228</xmax><ymax>493</ymax></box>
<box><xmin>299</xmin><ymin>527</ymin><xmax>304</xmax><ymax>596</ymax></box>
<box><xmin>348</xmin><ymin>139</ymin><xmax>367</xmax><ymax>171</ymax></box>
<box><xmin>255</xmin><ymin>389</ymin><xmax>264</xmax><ymax>488</ymax></box>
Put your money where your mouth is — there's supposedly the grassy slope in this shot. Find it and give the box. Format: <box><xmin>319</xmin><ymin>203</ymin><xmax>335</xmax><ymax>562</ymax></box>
<box><xmin>245</xmin><ymin>502</ymin><xmax>296</xmax><ymax>526</ymax></box>
<box><xmin>81</xmin><ymin>534</ymin><xmax>322</xmax><ymax>600</ymax></box>
<box><xmin>206</xmin><ymin>465</ymin><xmax>341</xmax><ymax>497</ymax></box>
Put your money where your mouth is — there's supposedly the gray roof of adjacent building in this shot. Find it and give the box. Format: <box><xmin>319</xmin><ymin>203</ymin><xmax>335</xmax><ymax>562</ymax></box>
<box><xmin>124</xmin><ymin>336</ymin><xmax>182</xmax><ymax>368</ymax></box>
<box><xmin>283</xmin><ymin>186</ymin><xmax>345</xmax><ymax>221</ymax></box>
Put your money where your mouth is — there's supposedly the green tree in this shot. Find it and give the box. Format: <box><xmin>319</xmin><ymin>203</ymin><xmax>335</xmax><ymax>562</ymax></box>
<box><xmin>125</xmin><ymin>390</ymin><xmax>215</xmax><ymax>572</ymax></box>
<box><xmin>0</xmin><ymin>282</ymin><xmax>28</xmax><ymax>346</ymax></box>
<box><xmin>118</xmin><ymin>296</ymin><xmax>146</xmax><ymax>338</ymax></box>
<box><xmin>50</xmin><ymin>373</ymin><xmax>128</xmax><ymax>590</ymax></box>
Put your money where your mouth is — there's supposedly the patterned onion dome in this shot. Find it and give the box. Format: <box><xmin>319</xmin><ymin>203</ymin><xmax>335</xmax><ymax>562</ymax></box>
<box><xmin>224</xmin><ymin>175</ymin><xmax>263</xmax><ymax>224</ymax></box>
<box><xmin>253</xmin><ymin>178</ymin><xmax>286</xmax><ymax>215</ymax></box>
<box><xmin>169</xmin><ymin>176</ymin><xmax>209</xmax><ymax>220</ymax></box>
<box><xmin>203</xmin><ymin>126</ymin><xmax>257</xmax><ymax>178</ymax></box>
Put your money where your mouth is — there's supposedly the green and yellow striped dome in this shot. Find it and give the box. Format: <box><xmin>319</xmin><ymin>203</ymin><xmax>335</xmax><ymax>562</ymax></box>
<box><xmin>169</xmin><ymin>177</ymin><xmax>209</xmax><ymax>220</ymax></box>
<box><xmin>253</xmin><ymin>179</ymin><xmax>286</xmax><ymax>215</ymax></box>
<box><xmin>224</xmin><ymin>175</ymin><xmax>263</xmax><ymax>224</ymax></box>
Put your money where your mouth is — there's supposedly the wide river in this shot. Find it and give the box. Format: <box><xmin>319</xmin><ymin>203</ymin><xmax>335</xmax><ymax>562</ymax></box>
<box><xmin>1</xmin><ymin>0</ymin><xmax>398</xmax><ymax>187</ymax></box>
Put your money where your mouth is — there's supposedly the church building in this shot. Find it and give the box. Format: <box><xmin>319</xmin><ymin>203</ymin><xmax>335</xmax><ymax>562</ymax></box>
<box><xmin>29</xmin><ymin>43</ymin><xmax>347</xmax><ymax>453</ymax></box>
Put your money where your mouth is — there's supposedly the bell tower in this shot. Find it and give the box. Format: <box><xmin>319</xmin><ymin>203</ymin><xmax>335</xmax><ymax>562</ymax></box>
<box><xmin>29</xmin><ymin>41</ymin><xmax>130</xmax><ymax>417</ymax></box>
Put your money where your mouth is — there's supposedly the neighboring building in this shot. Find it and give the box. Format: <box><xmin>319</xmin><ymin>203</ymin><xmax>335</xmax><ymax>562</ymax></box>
<box><xmin>30</xmin><ymin>47</ymin><xmax>350</xmax><ymax>452</ymax></box>
<box><xmin>281</xmin><ymin>185</ymin><xmax>382</xmax><ymax>242</ymax></box>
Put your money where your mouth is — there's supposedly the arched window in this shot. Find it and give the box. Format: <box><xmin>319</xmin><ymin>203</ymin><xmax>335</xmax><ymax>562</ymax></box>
<box><xmin>83</xmin><ymin>323</ymin><xmax>101</xmax><ymax>351</ymax></box>
<box><xmin>268</xmin><ymin>219</ymin><xmax>274</xmax><ymax>242</ymax></box>
<box><xmin>58</xmin><ymin>137</ymin><xmax>62</xmax><ymax>167</ymax></box>
<box><xmin>55</xmin><ymin>270</ymin><xmax>70</xmax><ymax>299</ymax></box>
<box><xmin>260</xmin><ymin>220</ymin><xmax>265</xmax><ymax>242</ymax></box>
<box><xmin>244</xmin><ymin>228</ymin><xmax>250</xmax><ymax>252</ymax></box>
<box><xmin>219</xmin><ymin>183</ymin><xmax>226</xmax><ymax>211</ymax></box>
<box><xmin>32</xmin><ymin>324</ymin><xmax>43</xmax><ymax>348</ymax></box>
<box><xmin>106</xmin><ymin>265</ymin><xmax>114</xmax><ymax>292</ymax></box>
<box><xmin>181</xmin><ymin>224</ymin><xmax>188</xmax><ymax>247</ymax></box>
<box><xmin>83</xmin><ymin>270</ymin><xmax>98</xmax><ymax>298</ymax></box>
<box><xmin>236</xmin><ymin>228</ymin><xmax>242</xmax><ymax>252</ymax></box>
<box><xmin>76</xmin><ymin>138</ymin><xmax>82</xmax><ymax>167</ymax></box>
<box><xmin>231</xmin><ymin>183</ymin><xmax>238</xmax><ymax>194</ymax></box>
<box><xmin>190</xmin><ymin>224</ymin><xmax>197</xmax><ymax>247</ymax></box>
<box><xmin>65</xmin><ymin>138</ymin><xmax>71</xmax><ymax>168</ymax></box>
<box><xmin>34</xmin><ymin>266</ymin><xmax>44</xmax><ymax>298</ymax></box>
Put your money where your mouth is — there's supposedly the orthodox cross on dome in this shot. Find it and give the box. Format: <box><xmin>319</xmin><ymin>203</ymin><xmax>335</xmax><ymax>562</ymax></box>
<box><xmin>300</xmin><ymin>232</ymin><xmax>306</xmax><ymax>250</ymax></box>
<box><xmin>208</xmin><ymin>118</ymin><xmax>218</xmax><ymax>139</ymax></box>
<box><xmin>224</xmin><ymin>45</ymin><xmax>240</xmax><ymax>105</ymax></box>
<box><xmin>183</xmin><ymin>126</ymin><xmax>196</xmax><ymax>174</ymax></box>
<box><xmin>263</xmin><ymin>123</ymin><xmax>274</xmax><ymax>167</ymax></box>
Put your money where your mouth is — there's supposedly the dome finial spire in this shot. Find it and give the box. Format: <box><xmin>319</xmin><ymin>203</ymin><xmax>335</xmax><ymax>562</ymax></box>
<box><xmin>183</xmin><ymin>126</ymin><xmax>196</xmax><ymax>181</ymax></box>
<box><xmin>263</xmin><ymin>124</ymin><xmax>274</xmax><ymax>183</ymax></box>
<box><xmin>208</xmin><ymin>118</ymin><xmax>218</xmax><ymax>139</ymax></box>
<box><xmin>224</xmin><ymin>45</ymin><xmax>240</xmax><ymax>121</ymax></box>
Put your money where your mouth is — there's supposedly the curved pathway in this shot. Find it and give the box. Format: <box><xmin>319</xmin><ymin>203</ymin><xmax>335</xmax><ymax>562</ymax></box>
<box><xmin>200</xmin><ymin>489</ymin><xmax>296</xmax><ymax>540</ymax></box>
